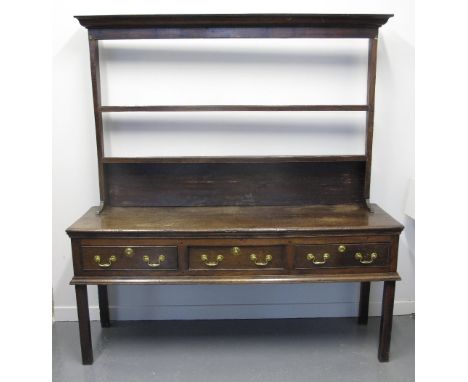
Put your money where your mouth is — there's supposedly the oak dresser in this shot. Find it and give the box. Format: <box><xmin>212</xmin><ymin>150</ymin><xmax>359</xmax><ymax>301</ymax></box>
<box><xmin>67</xmin><ymin>13</ymin><xmax>403</xmax><ymax>365</ymax></box>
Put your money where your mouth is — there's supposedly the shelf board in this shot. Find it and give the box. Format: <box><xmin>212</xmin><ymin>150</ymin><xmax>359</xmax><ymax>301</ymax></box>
<box><xmin>100</xmin><ymin>105</ymin><xmax>369</xmax><ymax>112</ymax></box>
<box><xmin>102</xmin><ymin>155</ymin><xmax>367</xmax><ymax>164</ymax></box>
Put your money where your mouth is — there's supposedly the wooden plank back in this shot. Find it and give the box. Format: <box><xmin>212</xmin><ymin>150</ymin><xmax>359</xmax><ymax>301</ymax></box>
<box><xmin>104</xmin><ymin>161</ymin><xmax>365</xmax><ymax>207</ymax></box>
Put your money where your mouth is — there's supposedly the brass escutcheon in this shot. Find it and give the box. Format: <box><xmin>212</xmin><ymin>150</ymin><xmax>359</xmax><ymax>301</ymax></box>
<box><xmin>338</xmin><ymin>245</ymin><xmax>346</xmax><ymax>253</ymax></box>
<box><xmin>231</xmin><ymin>247</ymin><xmax>241</xmax><ymax>256</ymax></box>
<box><xmin>124</xmin><ymin>247</ymin><xmax>134</xmax><ymax>257</ymax></box>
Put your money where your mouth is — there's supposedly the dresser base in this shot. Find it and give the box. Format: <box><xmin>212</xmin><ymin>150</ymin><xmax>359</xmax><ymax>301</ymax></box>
<box><xmin>68</xmin><ymin>204</ymin><xmax>403</xmax><ymax>364</ymax></box>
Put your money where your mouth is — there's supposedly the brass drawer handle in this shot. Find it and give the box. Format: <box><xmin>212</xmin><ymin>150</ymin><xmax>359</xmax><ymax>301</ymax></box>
<box><xmin>250</xmin><ymin>254</ymin><xmax>272</xmax><ymax>266</ymax></box>
<box><xmin>94</xmin><ymin>255</ymin><xmax>117</xmax><ymax>268</ymax></box>
<box><xmin>306</xmin><ymin>253</ymin><xmax>330</xmax><ymax>265</ymax></box>
<box><xmin>355</xmin><ymin>252</ymin><xmax>378</xmax><ymax>264</ymax></box>
<box><xmin>201</xmin><ymin>254</ymin><xmax>224</xmax><ymax>267</ymax></box>
<box><xmin>143</xmin><ymin>255</ymin><xmax>166</xmax><ymax>267</ymax></box>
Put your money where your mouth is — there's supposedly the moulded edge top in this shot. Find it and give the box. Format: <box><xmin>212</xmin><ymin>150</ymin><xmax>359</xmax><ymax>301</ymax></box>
<box><xmin>74</xmin><ymin>13</ymin><xmax>393</xmax><ymax>30</ymax></box>
<box><xmin>66</xmin><ymin>203</ymin><xmax>404</xmax><ymax>237</ymax></box>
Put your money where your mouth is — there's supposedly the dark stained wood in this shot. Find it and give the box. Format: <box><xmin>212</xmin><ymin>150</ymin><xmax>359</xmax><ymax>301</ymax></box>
<box><xmin>97</xmin><ymin>285</ymin><xmax>110</xmax><ymax>327</ymax></box>
<box><xmin>188</xmin><ymin>245</ymin><xmax>285</xmax><ymax>271</ymax></box>
<box><xmin>70</xmin><ymin>272</ymin><xmax>401</xmax><ymax>285</ymax></box>
<box><xmin>82</xmin><ymin>245</ymin><xmax>178</xmax><ymax>271</ymax></box>
<box><xmin>76</xmin><ymin>14</ymin><xmax>393</xmax><ymax>41</ymax></box>
<box><xmin>67</xmin><ymin>234</ymin><xmax>401</xmax><ymax>283</ymax></box>
<box><xmin>285</xmin><ymin>244</ymin><xmax>295</xmax><ymax>272</ymax></box>
<box><xmin>103</xmin><ymin>161</ymin><xmax>366</xmax><ymax>207</ymax></box>
<box><xmin>99</xmin><ymin>105</ymin><xmax>369</xmax><ymax>112</ymax></box>
<box><xmin>358</xmin><ymin>281</ymin><xmax>371</xmax><ymax>324</ymax></box>
<box><xmin>364</xmin><ymin>38</ymin><xmax>378</xmax><ymax>201</ymax></box>
<box><xmin>69</xmin><ymin>235</ymin><xmax>399</xmax><ymax>278</ymax></box>
<box><xmin>378</xmin><ymin>280</ymin><xmax>396</xmax><ymax>361</ymax></box>
<box><xmin>70</xmin><ymin>238</ymin><xmax>83</xmax><ymax>276</ymax></box>
<box><xmin>102</xmin><ymin>156</ymin><xmax>367</xmax><ymax>164</ymax></box>
<box><xmin>80</xmin><ymin>236</ymin><xmax>395</xmax><ymax>246</ymax></box>
<box><xmin>69</xmin><ymin>13</ymin><xmax>400</xmax><ymax>364</ymax></box>
<box><xmin>67</xmin><ymin>204</ymin><xmax>403</xmax><ymax>237</ymax></box>
<box><xmin>88</xmin><ymin>38</ymin><xmax>105</xmax><ymax>203</ymax></box>
<box><xmin>75</xmin><ymin>285</ymin><xmax>93</xmax><ymax>365</ymax></box>
<box><xmin>295</xmin><ymin>244</ymin><xmax>390</xmax><ymax>269</ymax></box>
<box><xmin>75</xmin><ymin>14</ymin><xmax>393</xmax><ymax>30</ymax></box>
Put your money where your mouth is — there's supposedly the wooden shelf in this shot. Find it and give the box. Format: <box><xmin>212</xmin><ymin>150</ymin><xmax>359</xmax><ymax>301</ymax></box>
<box><xmin>99</xmin><ymin>105</ymin><xmax>369</xmax><ymax>112</ymax></box>
<box><xmin>102</xmin><ymin>155</ymin><xmax>367</xmax><ymax>164</ymax></box>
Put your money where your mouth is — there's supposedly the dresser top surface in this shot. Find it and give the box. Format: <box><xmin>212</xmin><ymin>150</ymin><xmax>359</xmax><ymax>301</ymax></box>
<box><xmin>67</xmin><ymin>203</ymin><xmax>403</xmax><ymax>237</ymax></box>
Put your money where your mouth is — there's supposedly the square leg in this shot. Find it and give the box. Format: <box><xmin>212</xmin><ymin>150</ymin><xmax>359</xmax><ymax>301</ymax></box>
<box><xmin>98</xmin><ymin>285</ymin><xmax>111</xmax><ymax>328</ymax></box>
<box><xmin>358</xmin><ymin>281</ymin><xmax>371</xmax><ymax>325</ymax></box>
<box><xmin>75</xmin><ymin>285</ymin><xmax>93</xmax><ymax>365</ymax></box>
<box><xmin>378</xmin><ymin>280</ymin><xmax>396</xmax><ymax>362</ymax></box>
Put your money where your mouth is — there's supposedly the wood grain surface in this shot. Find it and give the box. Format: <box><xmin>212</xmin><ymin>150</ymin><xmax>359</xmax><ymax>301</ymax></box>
<box><xmin>67</xmin><ymin>203</ymin><xmax>403</xmax><ymax>237</ymax></box>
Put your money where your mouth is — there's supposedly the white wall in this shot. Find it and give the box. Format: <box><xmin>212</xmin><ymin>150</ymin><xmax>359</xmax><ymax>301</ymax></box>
<box><xmin>53</xmin><ymin>0</ymin><xmax>414</xmax><ymax>321</ymax></box>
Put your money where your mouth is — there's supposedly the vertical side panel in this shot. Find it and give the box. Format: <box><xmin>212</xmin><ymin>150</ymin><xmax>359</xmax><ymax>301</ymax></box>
<box><xmin>88</xmin><ymin>36</ymin><xmax>105</xmax><ymax>203</ymax></box>
<box><xmin>364</xmin><ymin>37</ymin><xmax>378</xmax><ymax>200</ymax></box>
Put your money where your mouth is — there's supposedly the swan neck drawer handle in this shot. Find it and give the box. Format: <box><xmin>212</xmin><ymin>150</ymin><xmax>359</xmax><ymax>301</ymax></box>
<box><xmin>94</xmin><ymin>255</ymin><xmax>117</xmax><ymax>268</ymax></box>
<box><xmin>201</xmin><ymin>254</ymin><xmax>224</xmax><ymax>267</ymax></box>
<box><xmin>306</xmin><ymin>253</ymin><xmax>330</xmax><ymax>265</ymax></box>
<box><xmin>143</xmin><ymin>255</ymin><xmax>166</xmax><ymax>267</ymax></box>
<box><xmin>250</xmin><ymin>254</ymin><xmax>272</xmax><ymax>266</ymax></box>
<box><xmin>355</xmin><ymin>252</ymin><xmax>378</xmax><ymax>264</ymax></box>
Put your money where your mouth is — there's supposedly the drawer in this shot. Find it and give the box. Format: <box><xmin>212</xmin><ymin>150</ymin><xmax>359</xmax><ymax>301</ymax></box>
<box><xmin>295</xmin><ymin>243</ymin><xmax>390</xmax><ymax>269</ymax></box>
<box><xmin>81</xmin><ymin>246</ymin><xmax>178</xmax><ymax>271</ymax></box>
<box><xmin>189</xmin><ymin>245</ymin><xmax>284</xmax><ymax>270</ymax></box>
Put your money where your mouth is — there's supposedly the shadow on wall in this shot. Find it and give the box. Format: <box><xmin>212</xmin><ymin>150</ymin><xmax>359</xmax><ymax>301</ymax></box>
<box><xmin>403</xmin><ymin>216</ymin><xmax>415</xmax><ymax>268</ymax></box>
<box><xmin>108</xmin><ymin>282</ymin><xmax>362</xmax><ymax>320</ymax></box>
<box><xmin>104</xmin><ymin>116</ymin><xmax>365</xmax><ymax>135</ymax></box>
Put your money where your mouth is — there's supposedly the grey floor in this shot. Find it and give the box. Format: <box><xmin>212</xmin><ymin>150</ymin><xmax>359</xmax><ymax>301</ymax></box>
<box><xmin>53</xmin><ymin>316</ymin><xmax>414</xmax><ymax>382</ymax></box>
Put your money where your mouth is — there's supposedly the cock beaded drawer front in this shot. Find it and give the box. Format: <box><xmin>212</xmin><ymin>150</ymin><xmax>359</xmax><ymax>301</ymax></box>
<box><xmin>295</xmin><ymin>243</ymin><xmax>391</xmax><ymax>269</ymax></box>
<box><xmin>80</xmin><ymin>246</ymin><xmax>178</xmax><ymax>271</ymax></box>
<box><xmin>188</xmin><ymin>245</ymin><xmax>285</xmax><ymax>271</ymax></box>
<box><xmin>74</xmin><ymin>235</ymin><xmax>398</xmax><ymax>275</ymax></box>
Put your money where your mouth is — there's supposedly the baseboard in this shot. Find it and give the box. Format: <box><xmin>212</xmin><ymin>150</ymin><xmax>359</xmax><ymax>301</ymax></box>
<box><xmin>54</xmin><ymin>300</ymin><xmax>415</xmax><ymax>321</ymax></box>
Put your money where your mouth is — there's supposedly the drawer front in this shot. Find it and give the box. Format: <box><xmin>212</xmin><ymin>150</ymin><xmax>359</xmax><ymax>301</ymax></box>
<box><xmin>189</xmin><ymin>245</ymin><xmax>284</xmax><ymax>271</ymax></box>
<box><xmin>295</xmin><ymin>243</ymin><xmax>390</xmax><ymax>269</ymax></box>
<box><xmin>81</xmin><ymin>246</ymin><xmax>178</xmax><ymax>271</ymax></box>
